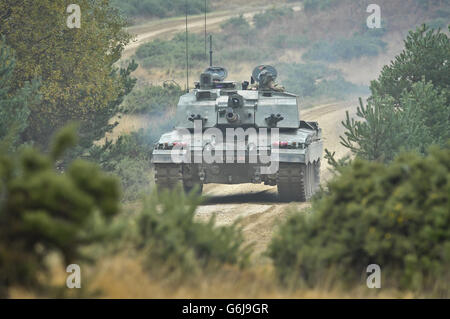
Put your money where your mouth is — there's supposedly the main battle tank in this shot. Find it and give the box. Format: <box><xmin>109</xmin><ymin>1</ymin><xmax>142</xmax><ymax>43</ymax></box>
<box><xmin>152</xmin><ymin>65</ymin><xmax>323</xmax><ymax>201</ymax></box>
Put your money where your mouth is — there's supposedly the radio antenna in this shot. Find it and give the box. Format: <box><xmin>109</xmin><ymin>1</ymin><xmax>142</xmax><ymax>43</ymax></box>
<box><xmin>204</xmin><ymin>0</ymin><xmax>207</xmax><ymax>59</ymax></box>
<box><xmin>209</xmin><ymin>35</ymin><xmax>213</xmax><ymax>67</ymax></box>
<box><xmin>185</xmin><ymin>0</ymin><xmax>189</xmax><ymax>92</ymax></box>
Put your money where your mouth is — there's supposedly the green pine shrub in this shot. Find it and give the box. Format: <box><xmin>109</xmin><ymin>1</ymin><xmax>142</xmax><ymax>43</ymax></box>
<box><xmin>338</xmin><ymin>25</ymin><xmax>450</xmax><ymax>163</ymax></box>
<box><xmin>370</xmin><ymin>24</ymin><xmax>449</xmax><ymax>106</ymax></box>
<box><xmin>133</xmin><ymin>188</ymin><xmax>251</xmax><ymax>281</ymax></box>
<box><xmin>268</xmin><ymin>147</ymin><xmax>450</xmax><ymax>296</ymax></box>
<box><xmin>0</xmin><ymin>126</ymin><xmax>121</xmax><ymax>297</ymax></box>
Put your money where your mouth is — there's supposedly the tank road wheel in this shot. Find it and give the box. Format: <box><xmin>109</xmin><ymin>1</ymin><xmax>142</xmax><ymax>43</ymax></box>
<box><xmin>306</xmin><ymin>161</ymin><xmax>315</xmax><ymax>199</ymax></box>
<box><xmin>277</xmin><ymin>163</ymin><xmax>307</xmax><ymax>202</ymax></box>
<box><xmin>182</xmin><ymin>165</ymin><xmax>203</xmax><ymax>195</ymax></box>
<box><xmin>154</xmin><ymin>164</ymin><xmax>181</xmax><ymax>191</ymax></box>
<box><xmin>313</xmin><ymin>159</ymin><xmax>321</xmax><ymax>192</ymax></box>
<box><xmin>277</xmin><ymin>162</ymin><xmax>318</xmax><ymax>202</ymax></box>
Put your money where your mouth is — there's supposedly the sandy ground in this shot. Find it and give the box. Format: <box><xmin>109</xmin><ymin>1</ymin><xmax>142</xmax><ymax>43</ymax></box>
<box><xmin>195</xmin><ymin>100</ymin><xmax>359</xmax><ymax>256</ymax></box>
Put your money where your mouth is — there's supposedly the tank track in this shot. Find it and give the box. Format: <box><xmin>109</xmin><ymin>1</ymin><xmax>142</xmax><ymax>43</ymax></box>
<box><xmin>154</xmin><ymin>164</ymin><xmax>203</xmax><ymax>194</ymax></box>
<box><xmin>181</xmin><ymin>164</ymin><xmax>203</xmax><ymax>194</ymax></box>
<box><xmin>154</xmin><ymin>164</ymin><xmax>182</xmax><ymax>190</ymax></box>
<box><xmin>277</xmin><ymin>161</ymin><xmax>320</xmax><ymax>202</ymax></box>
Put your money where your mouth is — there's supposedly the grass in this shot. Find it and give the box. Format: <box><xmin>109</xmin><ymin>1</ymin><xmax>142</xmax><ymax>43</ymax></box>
<box><xmin>9</xmin><ymin>252</ymin><xmax>416</xmax><ymax>299</ymax></box>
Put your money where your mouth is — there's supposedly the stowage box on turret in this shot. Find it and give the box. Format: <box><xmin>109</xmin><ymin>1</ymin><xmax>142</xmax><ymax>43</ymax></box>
<box><xmin>152</xmin><ymin>65</ymin><xmax>323</xmax><ymax>201</ymax></box>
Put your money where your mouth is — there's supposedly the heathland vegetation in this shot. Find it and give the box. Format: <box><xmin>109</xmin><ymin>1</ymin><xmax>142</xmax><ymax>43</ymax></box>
<box><xmin>0</xmin><ymin>0</ymin><xmax>449</xmax><ymax>298</ymax></box>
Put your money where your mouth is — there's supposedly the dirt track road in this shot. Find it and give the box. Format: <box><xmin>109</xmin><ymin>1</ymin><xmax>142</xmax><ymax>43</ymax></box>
<box><xmin>195</xmin><ymin>101</ymin><xmax>358</xmax><ymax>256</ymax></box>
<box><xmin>122</xmin><ymin>3</ymin><xmax>302</xmax><ymax>59</ymax></box>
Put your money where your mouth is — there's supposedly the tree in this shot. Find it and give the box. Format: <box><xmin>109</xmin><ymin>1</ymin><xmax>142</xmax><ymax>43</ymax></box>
<box><xmin>398</xmin><ymin>79</ymin><xmax>449</xmax><ymax>153</ymax></box>
<box><xmin>370</xmin><ymin>24</ymin><xmax>449</xmax><ymax>105</ymax></box>
<box><xmin>340</xmin><ymin>80</ymin><xmax>449</xmax><ymax>162</ymax></box>
<box><xmin>335</xmin><ymin>24</ymin><xmax>450</xmax><ymax>163</ymax></box>
<box><xmin>0</xmin><ymin>0</ymin><xmax>137</xmax><ymax>148</ymax></box>
<box><xmin>0</xmin><ymin>39</ymin><xmax>39</xmax><ymax>147</ymax></box>
<box><xmin>340</xmin><ymin>96</ymin><xmax>401</xmax><ymax>162</ymax></box>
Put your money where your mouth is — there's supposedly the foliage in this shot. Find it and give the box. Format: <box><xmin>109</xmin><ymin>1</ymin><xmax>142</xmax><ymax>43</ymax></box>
<box><xmin>221</xmin><ymin>14</ymin><xmax>251</xmax><ymax>33</ymax></box>
<box><xmin>133</xmin><ymin>8</ymin><xmax>304</xmax><ymax>72</ymax></box>
<box><xmin>0</xmin><ymin>39</ymin><xmax>40</xmax><ymax>147</ymax></box>
<box><xmin>370</xmin><ymin>24</ymin><xmax>449</xmax><ymax>105</ymax></box>
<box><xmin>135</xmin><ymin>33</ymin><xmax>207</xmax><ymax>70</ymax></box>
<box><xmin>0</xmin><ymin>0</ymin><xmax>136</xmax><ymax>148</ymax></box>
<box><xmin>338</xmin><ymin>25</ymin><xmax>450</xmax><ymax>162</ymax></box>
<box><xmin>253</xmin><ymin>7</ymin><xmax>294</xmax><ymax>29</ymax></box>
<box><xmin>302</xmin><ymin>0</ymin><xmax>339</xmax><ymax>12</ymax></box>
<box><xmin>88</xmin><ymin>120</ymin><xmax>172</xmax><ymax>201</ymax></box>
<box><xmin>77</xmin><ymin>60</ymin><xmax>138</xmax><ymax>150</ymax></box>
<box><xmin>268</xmin><ymin>146</ymin><xmax>450</xmax><ymax>296</ymax></box>
<box><xmin>323</xmin><ymin>148</ymin><xmax>352</xmax><ymax>172</ymax></box>
<box><xmin>120</xmin><ymin>82</ymin><xmax>183</xmax><ymax>114</ymax></box>
<box><xmin>303</xmin><ymin>35</ymin><xmax>387</xmax><ymax>62</ymax></box>
<box><xmin>133</xmin><ymin>188</ymin><xmax>251</xmax><ymax>281</ymax></box>
<box><xmin>341</xmin><ymin>81</ymin><xmax>449</xmax><ymax>162</ymax></box>
<box><xmin>0</xmin><ymin>126</ymin><xmax>121</xmax><ymax>297</ymax></box>
<box><xmin>110</xmin><ymin>0</ymin><xmax>209</xmax><ymax>20</ymax></box>
<box><xmin>277</xmin><ymin>63</ymin><xmax>366</xmax><ymax>99</ymax></box>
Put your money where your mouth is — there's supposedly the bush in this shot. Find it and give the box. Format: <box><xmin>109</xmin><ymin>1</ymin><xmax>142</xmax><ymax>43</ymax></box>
<box><xmin>221</xmin><ymin>14</ymin><xmax>251</xmax><ymax>37</ymax></box>
<box><xmin>135</xmin><ymin>33</ymin><xmax>206</xmax><ymax>70</ymax></box>
<box><xmin>134</xmin><ymin>188</ymin><xmax>251</xmax><ymax>280</ymax></box>
<box><xmin>302</xmin><ymin>0</ymin><xmax>339</xmax><ymax>12</ymax></box>
<box><xmin>110</xmin><ymin>0</ymin><xmax>209</xmax><ymax>20</ymax></box>
<box><xmin>268</xmin><ymin>147</ymin><xmax>450</xmax><ymax>296</ymax></box>
<box><xmin>120</xmin><ymin>82</ymin><xmax>183</xmax><ymax>115</ymax></box>
<box><xmin>253</xmin><ymin>7</ymin><xmax>294</xmax><ymax>29</ymax></box>
<box><xmin>0</xmin><ymin>126</ymin><xmax>121</xmax><ymax>297</ymax></box>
